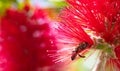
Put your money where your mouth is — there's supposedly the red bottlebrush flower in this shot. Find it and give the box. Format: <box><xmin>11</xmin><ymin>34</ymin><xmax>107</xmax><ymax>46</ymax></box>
<box><xmin>62</xmin><ymin>0</ymin><xmax>120</xmax><ymax>45</ymax></box>
<box><xmin>0</xmin><ymin>8</ymin><xmax>57</xmax><ymax>71</ymax></box>
<box><xmin>49</xmin><ymin>0</ymin><xmax>120</xmax><ymax>71</ymax></box>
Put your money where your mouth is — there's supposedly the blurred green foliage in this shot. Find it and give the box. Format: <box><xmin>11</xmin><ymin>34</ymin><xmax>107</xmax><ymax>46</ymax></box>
<box><xmin>0</xmin><ymin>0</ymin><xmax>68</xmax><ymax>16</ymax></box>
<box><xmin>0</xmin><ymin>0</ymin><xmax>17</xmax><ymax>15</ymax></box>
<box><xmin>49</xmin><ymin>1</ymin><xmax>68</xmax><ymax>8</ymax></box>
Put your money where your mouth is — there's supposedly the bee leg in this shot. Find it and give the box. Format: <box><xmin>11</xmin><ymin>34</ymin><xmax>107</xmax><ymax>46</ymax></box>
<box><xmin>78</xmin><ymin>54</ymin><xmax>85</xmax><ymax>58</ymax></box>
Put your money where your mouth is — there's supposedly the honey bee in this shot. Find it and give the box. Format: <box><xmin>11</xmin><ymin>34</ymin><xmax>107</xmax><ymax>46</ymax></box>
<box><xmin>71</xmin><ymin>42</ymin><xmax>89</xmax><ymax>60</ymax></box>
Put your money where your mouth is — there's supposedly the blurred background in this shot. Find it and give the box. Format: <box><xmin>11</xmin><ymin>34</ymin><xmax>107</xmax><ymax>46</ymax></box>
<box><xmin>0</xmin><ymin>0</ymin><xmax>67</xmax><ymax>19</ymax></box>
<box><xmin>0</xmin><ymin>0</ymin><xmax>67</xmax><ymax>71</ymax></box>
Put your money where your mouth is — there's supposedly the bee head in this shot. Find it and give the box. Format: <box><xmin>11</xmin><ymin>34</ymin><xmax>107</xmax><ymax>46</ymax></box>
<box><xmin>79</xmin><ymin>42</ymin><xmax>89</xmax><ymax>50</ymax></box>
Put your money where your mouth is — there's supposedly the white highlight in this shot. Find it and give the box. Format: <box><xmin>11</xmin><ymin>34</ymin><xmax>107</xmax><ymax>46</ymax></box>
<box><xmin>37</xmin><ymin>19</ymin><xmax>45</xmax><ymax>25</ymax></box>
<box><xmin>57</xmin><ymin>48</ymin><xmax>73</xmax><ymax>53</ymax></box>
<box><xmin>91</xmin><ymin>10</ymin><xmax>94</xmax><ymax>13</ymax></box>
<box><xmin>20</xmin><ymin>25</ymin><xmax>27</xmax><ymax>32</ymax></box>
<box><xmin>74</xmin><ymin>16</ymin><xmax>79</xmax><ymax>19</ymax></box>
<box><xmin>83</xmin><ymin>50</ymin><xmax>101</xmax><ymax>71</ymax></box>
<box><xmin>76</xmin><ymin>1</ymin><xmax>81</xmax><ymax>5</ymax></box>
<box><xmin>33</xmin><ymin>31</ymin><xmax>43</xmax><ymax>38</ymax></box>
